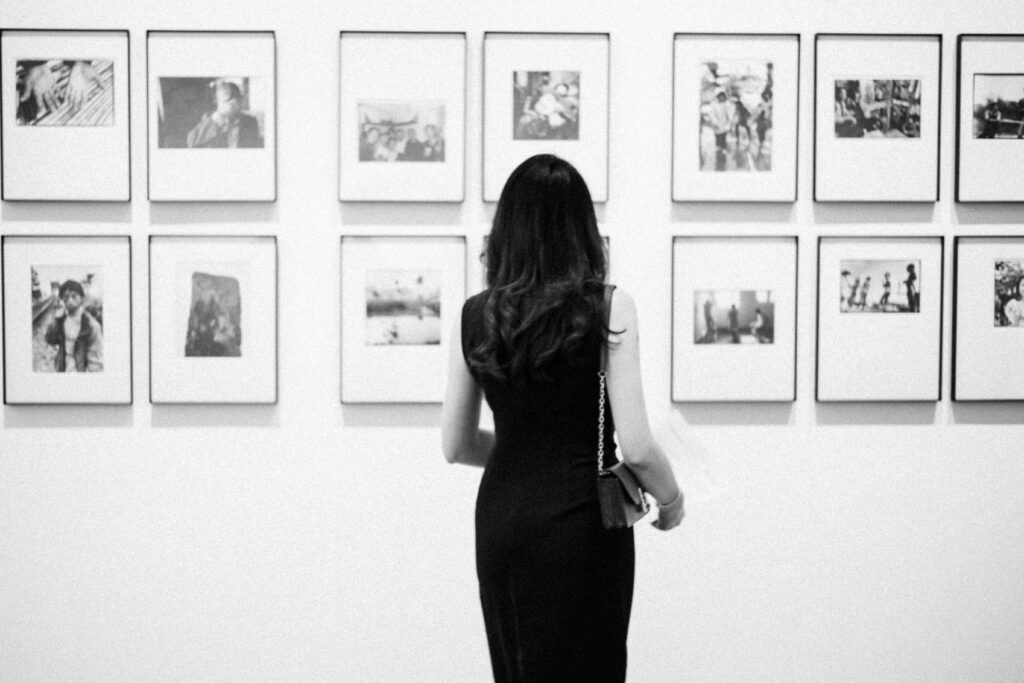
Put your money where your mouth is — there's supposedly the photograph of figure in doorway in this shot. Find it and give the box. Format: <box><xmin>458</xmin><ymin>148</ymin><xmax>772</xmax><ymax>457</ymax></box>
<box><xmin>157</xmin><ymin>77</ymin><xmax>265</xmax><ymax>148</ymax></box>
<box><xmin>513</xmin><ymin>70</ymin><xmax>580</xmax><ymax>140</ymax></box>
<box><xmin>357</xmin><ymin>101</ymin><xmax>446</xmax><ymax>162</ymax></box>
<box><xmin>30</xmin><ymin>265</ymin><xmax>104</xmax><ymax>373</ymax></box>
<box><xmin>699</xmin><ymin>60</ymin><xmax>773</xmax><ymax>172</ymax></box>
<box><xmin>994</xmin><ymin>259</ymin><xmax>1024</xmax><ymax>327</ymax></box>
<box><xmin>840</xmin><ymin>259</ymin><xmax>920</xmax><ymax>313</ymax></box>
<box><xmin>833</xmin><ymin>79</ymin><xmax>921</xmax><ymax>138</ymax></box>
<box><xmin>973</xmin><ymin>75</ymin><xmax>1024</xmax><ymax>139</ymax></box>
<box><xmin>694</xmin><ymin>289</ymin><xmax>774</xmax><ymax>344</ymax></box>
<box><xmin>16</xmin><ymin>59</ymin><xmax>114</xmax><ymax>126</ymax></box>
<box><xmin>365</xmin><ymin>270</ymin><xmax>441</xmax><ymax>346</ymax></box>
<box><xmin>185</xmin><ymin>271</ymin><xmax>242</xmax><ymax>357</ymax></box>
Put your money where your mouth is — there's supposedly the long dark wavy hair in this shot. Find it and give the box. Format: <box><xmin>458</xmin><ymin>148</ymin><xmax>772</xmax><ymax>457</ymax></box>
<box><xmin>468</xmin><ymin>154</ymin><xmax>610</xmax><ymax>383</ymax></box>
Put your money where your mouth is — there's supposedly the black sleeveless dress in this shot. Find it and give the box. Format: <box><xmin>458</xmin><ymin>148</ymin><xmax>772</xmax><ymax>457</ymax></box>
<box><xmin>461</xmin><ymin>292</ymin><xmax>635</xmax><ymax>682</ymax></box>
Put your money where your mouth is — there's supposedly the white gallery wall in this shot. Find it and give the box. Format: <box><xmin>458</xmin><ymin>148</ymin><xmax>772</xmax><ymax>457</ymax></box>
<box><xmin>2</xmin><ymin>0</ymin><xmax>1023</xmax><ymax>680</ymax></box>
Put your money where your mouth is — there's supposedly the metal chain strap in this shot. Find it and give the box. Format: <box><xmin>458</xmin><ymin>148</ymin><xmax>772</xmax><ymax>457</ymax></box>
<box><xmin>597</xmin><ymin>370</ymin><xmax>606</xmax><ymax>474</ymax></box>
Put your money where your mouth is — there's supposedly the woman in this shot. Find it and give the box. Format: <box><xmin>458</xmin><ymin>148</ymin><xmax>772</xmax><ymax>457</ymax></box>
<box><xmin>1004</xmin><ymin>277</ymin><xmax>1024</xmax><ymax>326</ymax></box>
<box><xmin>441</xmin><ymin>154</ymin><xmax>684</xmax><ymax>681</ymax></box>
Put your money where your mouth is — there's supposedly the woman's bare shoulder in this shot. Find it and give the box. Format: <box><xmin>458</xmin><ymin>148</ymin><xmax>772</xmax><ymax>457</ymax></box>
<box><xmin>608</xmin><ymin>286</ymin><xmax>638</xmax><ymax>333</ymax></box>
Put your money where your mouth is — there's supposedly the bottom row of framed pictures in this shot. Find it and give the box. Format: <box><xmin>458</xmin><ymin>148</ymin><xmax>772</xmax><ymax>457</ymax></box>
<box><xmin>2</xmin><ymin>234</ymin><xmax>1023</xmax><ymax>404</ymax></box>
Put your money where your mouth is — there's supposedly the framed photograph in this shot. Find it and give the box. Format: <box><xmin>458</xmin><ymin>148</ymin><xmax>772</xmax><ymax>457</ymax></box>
<box><xmin>672</xmin><ymin>33</ymin><xmax>799</xmax><ymax>202</ymax></box>
<box><xmin>816</xmin><ymin>236</ymin><xmax>943</xmax><ymax>402</ymax></box>
<box><xmin>147</xmin><ymin>31</ymin><xmax>276</xmax><ymax>201</ymax></box>
<box><xmin>1</xmin><ymin>30</ymin><xmax>130</xmax><ymax>201</ymax></box>
<box><xmin>339</xmin><ymin>32</ymin><xmax>465</xmax><ymax>202</ymax></box>
<box><xmin>953</xmin><ymin>237</ymin><xmax>1024</xmax><ymax>400</ymax></box>
<box><xmin>956</xmin><ymin>35</ymin><xmax>1024</xmax><ymax>202</ymax></box>
<box><xmin>341</xmin><ymin>235</ymin><xmax>466</xmax><ymax>403</ymax></box>
<box><xmin>814</xmin><ymin>34</ymin><xmax>941</xmax><ymax>202</ymax></box>
<box><xmin>149</xmin><ymin>236</ymin><xmax>277</xmax><ymax>404</ymax></box>
<box><xmin>2</xmin><ymin>236</ymin><xmax>132</xmax><ymax>404</ymax></box>
<box><xmin>671</xmin><ymin>236</ymin><xmax>797</xmax><ymax>402</ymax></box>
<box><xmin>483</xmin><ymin>32</ymin><xmax>609</xmax><ymax>202</ymax></box>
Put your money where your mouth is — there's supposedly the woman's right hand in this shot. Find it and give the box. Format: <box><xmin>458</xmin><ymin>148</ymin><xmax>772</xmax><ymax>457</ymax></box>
<box><xmin>651</xmin><ymin>490</ymin><xmax>684</xmax><ymax>531</ymax></box>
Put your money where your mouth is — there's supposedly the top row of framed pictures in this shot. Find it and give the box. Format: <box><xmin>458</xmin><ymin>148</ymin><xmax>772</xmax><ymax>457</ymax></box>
<box><xmin>2</xmin><ymin>30</ymin><xmax>1023</xmax><ymax>203</ymax></box>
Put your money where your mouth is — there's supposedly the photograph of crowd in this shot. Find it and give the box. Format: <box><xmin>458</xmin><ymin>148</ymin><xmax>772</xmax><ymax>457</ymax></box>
<box><xmin>157</xmin><ymin>77</ymin><xmax>265</xmax><ymax>148</ymax></box>
<box><xmin>365</xmin><ymin>270</ymin><xmax>441</xmax><ymax>346</ymax></box>
<box><xmin>30</xmin><ymin>264</ymin><xmax>103</xmax><ymax>372</ymax></box>
<box><xmin>699</xmin><ymin>60</ymin><xmax>773</xmax><ymax>172</ymax></box>
<box><xmin>16</xmin><ymin>59</ymin><xmax>113</xmax><ymax>126</ymax></box>
<box><xmin>513</xmin><ymin>70</ymin><xmax>580</xmax><ymax>140</ymax></box>
<box><xmin>693</xmin><ymin>290</ymin><xmax>774</xmax><ymax>344</ymax></box>
<box><xmin>357</xmin><ymin>101</ymin><xmax>446</xmax><ymax>162</ymax></box>
<box><xmin>973</xmin><ymin>74</ymin><xmax>1024</xmax><ymax>139</ymax></box>
<box><xmin>834</xmin><ymin>79</ymin><xmax>921</xmax><ymax>138</ymax></box>
<box><xmin>995</xmin><ymin>259</ymin><xmax>1024</xmax><ymax>327</ymax></box>
<box><xmin>185</xmin><ymin>272</ymin><xmax>242</xmax><ymax>357</ymax></box>
<box><xmin>840</xmin><ymin>260</ymin><xmax>920</xmax><ymax>313</ymax></box>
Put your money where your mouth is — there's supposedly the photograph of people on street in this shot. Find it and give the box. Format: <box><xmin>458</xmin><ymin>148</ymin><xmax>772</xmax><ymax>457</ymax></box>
<box><xmin>699</xmin><ymin>60</ymin><xmax>773</xmax><ymax>172</ymax></box>
<box><xmin>693</xmin><ymin>289</ymin><xmax>774</xmax><ymax>344</ymax></box>
<box><xmin>16</xmin><ymin>59</ymin><xmax>114</xmax><ymax>126</ymax></box>
<box><xmin>357</xmin><ymin>101</ymin><xmax>446</xmax><ymax>162</ymax></box>
<box><xmin>840</xmin><ymin>260</ymin><xmax>921</xmax><ymax>313</ymax></box>
<box><xmin>833</xmin><ymin>79</ymin><xmax>921</xmax><ymax>138</ymax></box>
<box><xmin>30</xmin><ymin>264</ymin><xmax>103</xmax><ymax>372</ymax></box>
<box><xmin>973</xmin><ymin>74</ymin><xmax>1024</xmax><ymax>139</ymax></box>
<box><xmin>157</xmin><ymin>77</ymin><xmax>265</xmax><ymax>148</ymax></box>
<box><xmin>513</xmin><ymin>70</ymin><xmax>580</xmax><ymax>140</ymax></box>
<box><xmin>365</xmin><ymin>270</ymin><xmax>441</xmax><ymax>346</ymax></box>
<box><xmin>995</xmin><ymin>259</ymin><xmax>1024</xmax><ymax>327</ymax></box>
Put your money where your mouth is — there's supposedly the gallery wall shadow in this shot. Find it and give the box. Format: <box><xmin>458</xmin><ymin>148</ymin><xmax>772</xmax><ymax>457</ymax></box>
<box><xmin>148</xmin><ymin>202</ymin><xmax>279</xmax><ymax>225</ymax></box>
<box><xmin>4</xmin><ymin>405</ymin><xmax>134</xmax><ymax>429</ymax></box>
<box><xmin>673</xmin><ymin>402</ymin><xmax>794</xmax><ymax>426</ymax></box>
<box><xmin>341</xmin><ymin>403</ymin><xmax>441</xmax><ymax>428</ymax></box>
<box><xmin>2</xmin><ymin>203</ymin><xmax>132</xmax><ymax>224</ymax></box>
<box><xmin>339</xmin><ymin>203</ymin><xmax>463</xmax><ymax>226</ymax></box>
<box><xmin>814</xmin><ymin>401</ymin><xmax>939</xmax><ymax>426</ymax></box>
<box><xmin>952</xmin><ymin>204</ymin><xmax>1024</xmax><ymax>226</ymax></box>
<box><xmin>949</xmin><ymin>402</ymin><xmax>1024</xmax><ymax>425</ymax></box>
<box><xmin>669</xmin><ymin>202</ymin><xmax>795</xmax><ymax>225</ymax></box>
<box><xmin>811</xmin><ymin>202</ymin><xmax>937</xmax><ymax>225</ymax></box>
<box><xmin>150</xmin><ymin>404</ymin><xmax>280</xmax><ymax>428</ymax></box>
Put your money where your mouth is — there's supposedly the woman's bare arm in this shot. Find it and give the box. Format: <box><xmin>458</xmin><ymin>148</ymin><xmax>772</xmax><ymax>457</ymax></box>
<box><xmin>441</xmin><ymin>318</ymin><xmax>495</xmax><ymax>467</ymax></box>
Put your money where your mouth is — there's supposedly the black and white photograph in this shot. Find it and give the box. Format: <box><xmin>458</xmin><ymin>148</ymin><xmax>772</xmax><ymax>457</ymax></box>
<box><xmin>147</xmin><ymin>31</ymin><xmax>276</xmax><ymax>201</ymax></box>
<box><xmin>4</xmin><ymin>236</ymin><xmax>131</xmax><ymax>404</ymax></box>
<box><xmin>954</xmin><ymin>238</ymin><xmax>1024</xmax><ymax>400</ymax></box>
<box><xmin>694</xmin><ymin>290</ymin><xmax>774</xmax><ymax>344</ymax></box>
<box><xmin>341</xmin><ymin>236</ymin><xmax>465</xmax><ymax>403</ymax></box>
<box><xmin>365</xmin><ymin>270</ymin><xmax>441</xmax><ymax>345</ymax></box>
<box><xmin>672</xmin><ymin>236</ymin><xmax>797</xmax><ymax>402</ymax></box>
<box><xmin>833</xmin><ymin>79</ymin><xmax>921</xmax><ymax>138</ymax></box>
<box><xmin>817</xmin><ymin>236</ymin><xmax>943</xmax><ymax>402</ymax></box>
<box><xmin>30</xmin><ymin>265</ymin><xmax>104</xmax><ymax>373</ymax></box>
<box><xmin>16</xmin><ymin>59</ymin><xmax>113</xmax><ymax>126</ymax></box>
<box><xmin>814</xmin><ymin>35</ymin><xmax>940</xmax><ymax>202</ymax></box>
<box><xmin>839</xmin><ymin>259</ymin><xmax>921</xmax><ymax>313</ymax></box>
<box><xmin>185</xmin><ymin>272</ymin><xmax>242</xmax><ymax>357</ymax></box>
<box><xmin>995</xmin><ymin>259</ymin><xmax>1024</xmax><ymax>327</ymax></box>
<box><xmin>157</xmin><ymin>77</ymin><xmax>265</xmax><ymax>148</ymax></box>
<box><xmin>483</xmin><ymin>33</ymin><xmax>609</xmax><ymax>202</ymax></box>
<box><xmin>149</xmin><ymin>236</ymin><xmax>277</xmax><ymax>404</ymax></box>
<box><xmin>513</xmin><ymin>70</ymin><xmax>579</xmax><ymax>140</ymax></box>
<box><xmin>699</xmin><ymin>60</ymin><xmax>773</xmax><ymax>172</ymax></box>
<box><xmin>973</xmin><ymin>75</ymin><xmax>1024</xmax><ymax>140</ymax></box>
<box><xmin>673</xmin><ymin>34</ymin><xmax>798</xmax><ymax>202</ymax></box>
<box><xmin>358</xmin><ymin>101</ymin><xmax>446</xmax><ymax>162</ymax></box>
<box><xmin>2</xmin><ymin>30</ymin><xmax>130</xmax><ymax>200</ymax></box>
<box><xmin>339</xmin><ymin>32</ymin><xmax>465</xmax><ymax>201</ymax></box>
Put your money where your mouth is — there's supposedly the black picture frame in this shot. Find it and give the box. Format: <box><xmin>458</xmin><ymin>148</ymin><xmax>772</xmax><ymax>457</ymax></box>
<box><xmin>1</xmin><ymin>28</ymin><xmax>132</xmax><ymax>202</ymax></box>
<box><xmin>2</xmin><ymin>234</ymin><xmax>133</xmax><ymax>405</ymax></box>
<box><xmin>813</xmin><ymin>33</ymin><xmax>942</xmax><ymax>203</ymax></box>
<box><xmin>145</xmin><ymin>30</ymin><xmax>278</xmax><ymax>203</ymax></box>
